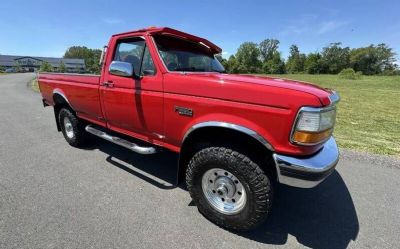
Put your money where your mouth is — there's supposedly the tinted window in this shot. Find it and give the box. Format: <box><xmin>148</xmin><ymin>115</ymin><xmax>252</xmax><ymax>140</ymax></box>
<box><xmin>154</xmin><ymin>35</ymin><xmax>225</xmax><ymax>73</ymax></box>
<box><xmin>114</xmin><ymin>39</ymin><xmax>145</xmax><ymax>76</ymax></box>
<box><xmin>141</xmin><ymin>46</ymin><xmax>156</xmax><ymax>76</ymax></box>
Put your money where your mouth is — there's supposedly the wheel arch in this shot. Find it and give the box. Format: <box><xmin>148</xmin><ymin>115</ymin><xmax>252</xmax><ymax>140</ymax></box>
<box><xmin>52</xmin><ymin>89</ymin><xmax>74</xmax><ymax>131</ymax></box>
<box><xmin>177</xmin><ymin>121</ymin><xmax>277</xmax><ymax>185</ymax></box>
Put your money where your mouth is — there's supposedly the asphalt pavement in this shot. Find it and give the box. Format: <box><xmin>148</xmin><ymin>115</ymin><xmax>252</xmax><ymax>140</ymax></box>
<box><xmin>0</xmin><ymin>73</ymin><xmax>399</xmax><ymax>249</ymax></box>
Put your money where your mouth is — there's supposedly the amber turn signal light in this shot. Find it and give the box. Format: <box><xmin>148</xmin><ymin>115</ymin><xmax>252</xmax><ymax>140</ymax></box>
<box><xmin>293</xmin><ymin>128</ymin><xmax>333</xmax><ymax>145</ymax></box>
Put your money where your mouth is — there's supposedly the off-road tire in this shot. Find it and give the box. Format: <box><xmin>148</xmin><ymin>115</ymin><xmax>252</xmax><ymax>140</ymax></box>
<box><xmin>186</xmin><ymin>147</ymin><xmax>273</xmax><ymax>231</ymax></box>
<box><xmin>58</xmin><ymin>108</ymin><xmax>88</xmax><ymax>147</ymax></box>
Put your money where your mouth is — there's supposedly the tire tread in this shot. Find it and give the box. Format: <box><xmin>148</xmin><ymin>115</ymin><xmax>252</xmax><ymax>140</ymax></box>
<box><xmin>186</xmin><ymin>146</ymin><xmax>273</xmax><ymax>231</ymax></box>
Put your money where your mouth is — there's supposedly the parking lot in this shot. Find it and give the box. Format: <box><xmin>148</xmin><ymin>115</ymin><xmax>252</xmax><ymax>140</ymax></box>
<box><xmin>1</xmin><ymin>73</ymin><xmax>399</xmax><ymax>249</ymax></box>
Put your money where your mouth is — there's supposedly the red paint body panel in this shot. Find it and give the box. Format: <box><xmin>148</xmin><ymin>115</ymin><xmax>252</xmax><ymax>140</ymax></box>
<box><xmin>38</xmin><ymin>27</ymin><xmax>335</xmax><ymax>156</ymax></box>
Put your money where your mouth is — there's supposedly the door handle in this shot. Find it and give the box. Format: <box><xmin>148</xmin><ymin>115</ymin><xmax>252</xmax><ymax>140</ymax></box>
<box><xmin>102</xmin><ymin>81</ymin><xmax>114</xmax><ymax>88</ymax></box>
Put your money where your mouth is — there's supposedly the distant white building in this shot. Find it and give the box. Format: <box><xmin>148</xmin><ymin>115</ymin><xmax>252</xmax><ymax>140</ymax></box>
<box><xmin>0</xmin><ymin>55</ymin><xmax>85</xmax><ymax>72</ymax></box>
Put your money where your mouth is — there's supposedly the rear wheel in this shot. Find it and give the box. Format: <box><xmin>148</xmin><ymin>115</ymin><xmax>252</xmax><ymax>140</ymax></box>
<box><xmin>186</xmin><ymin>147</ymin><xmax>273</xmax><ymax>231</ymax></box>
<box><xmin>58</xmin><ymin>108</ymin><xmax>88</xmax><ymax>147</ymax></box>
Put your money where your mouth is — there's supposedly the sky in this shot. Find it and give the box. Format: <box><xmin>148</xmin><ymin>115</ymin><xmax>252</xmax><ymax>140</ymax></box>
<box><xmin>0</xmin><ymin>0</ymin><xmax>399</xmax><ymax>62</ymax></box>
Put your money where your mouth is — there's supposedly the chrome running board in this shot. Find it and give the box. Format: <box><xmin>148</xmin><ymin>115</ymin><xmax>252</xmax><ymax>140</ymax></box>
<box><xmin>85</xmin><ymin>125</ymin><xmax>157</xmax><ymax>155</ymax></box>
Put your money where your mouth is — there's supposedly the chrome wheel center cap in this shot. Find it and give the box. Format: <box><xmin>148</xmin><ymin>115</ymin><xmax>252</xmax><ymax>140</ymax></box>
<box><xmin>215</xmin><ymin>177</ymin><xmax>236</xmax><ymax>198</ymax></box>
<box><xmin>201</xmin><ymin>168</ymin><xmax>246</xmax><ymax>215</ymax></box>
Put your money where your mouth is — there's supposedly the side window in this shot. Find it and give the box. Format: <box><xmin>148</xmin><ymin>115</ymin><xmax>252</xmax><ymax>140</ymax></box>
<box><xmin>159</xmin><ymin>51</ymin><xmax>178</xmax><ymax>71</ymax></box>
<box><xmin>140</xmin><ymin>46</ymin><xmax>156</xmax><ymax>76</ymax></box>
<box><xmin>114</xmin><ymin>39</ymin><xmax>145</xmax><ymax>76</ymax></box>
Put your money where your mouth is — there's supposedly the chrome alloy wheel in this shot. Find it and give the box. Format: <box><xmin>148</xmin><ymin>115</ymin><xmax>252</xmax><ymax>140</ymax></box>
<box><xmin>63</xmin><ymin>116</ymin><xmax>74</xmax><ymax>139</ymax></box>
<box><xmin>201</xmin><ymin>168</ymin><xmax>247</xmax><ymax>215</ymax></box>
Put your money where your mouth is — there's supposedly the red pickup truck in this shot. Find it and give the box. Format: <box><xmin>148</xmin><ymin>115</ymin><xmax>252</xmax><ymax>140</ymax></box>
<box><xmin>39</xmin><ymin>27</ymin><xmax>340</xmax><ymax>231</ymax></box>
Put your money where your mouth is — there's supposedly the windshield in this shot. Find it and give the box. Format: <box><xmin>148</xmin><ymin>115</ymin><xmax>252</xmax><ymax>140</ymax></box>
<box><xmin>153</xmin><ymin>35</ymin><xmax>225</xmax><ymax>73</ymax></box>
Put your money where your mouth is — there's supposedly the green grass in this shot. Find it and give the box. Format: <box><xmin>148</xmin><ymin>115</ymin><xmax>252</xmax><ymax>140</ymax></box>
<box><xmin>30</xmin><ymin>78</ymin><xmax>39</xmax><ymax>92</ymax></box>
<box><xmin>267</xmin><ymin>74</ymin><xmax>400</xmax><ymax>156</ymax></box>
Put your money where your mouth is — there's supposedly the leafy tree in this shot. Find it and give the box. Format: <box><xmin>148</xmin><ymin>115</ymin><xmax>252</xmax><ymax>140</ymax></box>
<box><xmin>259</xmin><ymin>39</ymin><xmax>280</xmax><ymax>62</ymax></box>
<box><xmin>321</xmin><ymin>42</ymin><xmax>350</xmax><ymax>74</ymax></box>
<box><xmin>59</xmin><ymin>61</ymin><xmax>66</xmax><ymax>73</ymax></box>
<box><xmin>39</xmin><ymin>61</ymin><xmax>53</xmax><ymax>72</ymax></box>
<box><xmin>222</xmin><ymin>55</ymin><xmax>240</xmax><ymax>73</ymax></box>
<box><xmin>85</xmin><ymin>49</ymin><xmax>101</xmax><ymax>74</ymax></box>
<box><xmin>64</xmin><ymin>46</ymin><xmax>102</xmax><ymax>74</ymax></box>
<box><xmin>350</xmin><ymin>46</ymin><xmax>379</xmax><ymax>75</ymax></box>
<box><xmin>305</xmin><ymin>53</ymin><xmax>325</xmax><ymax>74</ymax></box>
<box><xmin>0</xmin><ymin>65</ymin><xmax>4</xmax><ymax>72</ymax></box>
<box><xmin>349</xmin><ymin>44</ymin><xmax>397</xmax><ymax>75</ymax></box>
<box><xmin>235</xmin><ymin>42</ymin><xmax>262</xmax><ymax>73</ymax></box>
<box><xmin>375</xmin><ymin>43</ymin><xmax>397</xmax><ymax>73</ymax></box>
<box><xmin>262</xmin><ymin>51</ymin><xmax>285</xmax><ymax>74</ymax></box>
<box><xmin>14</xmin><ymin>62</ymin><xmax>22</xmax><ymax>72</ymax></box>
<box><xmin>286</xmin><ymin>45</ymin><xmax>306</xmax><ymax>73</ymax></box>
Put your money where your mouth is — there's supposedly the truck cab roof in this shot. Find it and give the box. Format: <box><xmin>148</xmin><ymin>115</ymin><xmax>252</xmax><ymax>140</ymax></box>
<box><xmin>112</xmin><ymin>27</ymin><xmax>222</xmax><ymax>54</ymax></box>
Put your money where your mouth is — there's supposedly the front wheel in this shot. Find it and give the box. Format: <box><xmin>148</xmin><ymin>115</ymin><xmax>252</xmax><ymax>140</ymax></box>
<box><xmin>186</xmin><ymin>147</ymin><xmax>273</xmax><ymax>231</ymax></box>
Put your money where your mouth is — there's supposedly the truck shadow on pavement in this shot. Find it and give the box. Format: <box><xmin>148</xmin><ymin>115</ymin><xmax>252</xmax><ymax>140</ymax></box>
<box><xmin>87</xmin><ymin>137</ymin><xmax>359</xmax><ymax>249</ymax></box>
<box><xmin>240</xmin><ymin>172</ymin><xmax>359</xmax><ymax>249</ymax></box>
<box><xmin>87</xmin><ymin>137</ymin><xmax>179</xmax><ymax>189</ymax></box>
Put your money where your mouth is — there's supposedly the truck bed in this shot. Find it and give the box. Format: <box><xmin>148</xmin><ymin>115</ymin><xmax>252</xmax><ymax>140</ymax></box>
<box><xmin>39</xmin><ymin>73</ymin><xmax>104</xmax><ymax>126</ymax></box>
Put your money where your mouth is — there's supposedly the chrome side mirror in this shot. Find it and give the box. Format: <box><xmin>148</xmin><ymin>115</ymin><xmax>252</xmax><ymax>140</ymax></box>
<box><xmin>109</xmin><ymin>61</ymin><xmax>134</xmax><ymax>77</ymax></box>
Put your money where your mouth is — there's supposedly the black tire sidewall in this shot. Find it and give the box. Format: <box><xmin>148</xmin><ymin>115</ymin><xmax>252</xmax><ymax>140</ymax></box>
<box><xmin>58</xmin><ymin>108</ymin><xmax>85</xmax><ymax>146</ymax></box>
<box><xmin>187</xmin><ymin>147</ymin><xmax>272</xmax><ymax>231</ymax></box>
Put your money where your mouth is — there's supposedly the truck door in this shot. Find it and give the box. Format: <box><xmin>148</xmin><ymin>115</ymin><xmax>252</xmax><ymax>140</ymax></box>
<box><xmin>100</xmin><ymin>37</ymin><xmax>164</xmax><ymax>144</ymax></box>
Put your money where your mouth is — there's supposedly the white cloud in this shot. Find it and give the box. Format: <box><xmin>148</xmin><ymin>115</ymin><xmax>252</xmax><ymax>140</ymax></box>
<box><xmin>278</xmin><ymin>14</ymin><xmax>316</xmax><ymax>36</ymax></box>
<box><xmin>278</xmin><ymin>13</ymin><xmax>348</xmax><ymax>37</ymax></box>
<box><xmin>279</xmin><ymin>25</ymin><xmax>309</xmax><ymax>36</ymax></box>
<box><xmin>318</xmin><ymin>21</ymin><xmax>348</xmax><ymax>34</ymax></box>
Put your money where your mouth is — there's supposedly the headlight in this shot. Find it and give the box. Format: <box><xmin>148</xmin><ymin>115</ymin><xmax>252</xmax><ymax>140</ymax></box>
<box><xmin>291</xmin><ymin>106</ymin><xmax>337</xmax><ymax>145</ymax></box>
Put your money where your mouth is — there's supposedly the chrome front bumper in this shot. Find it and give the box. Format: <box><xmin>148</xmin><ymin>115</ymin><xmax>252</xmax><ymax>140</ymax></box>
<box><xmin>273</xmin><ymin>137</ymin><xmax>339</xmax><ymax>188</ymax></box>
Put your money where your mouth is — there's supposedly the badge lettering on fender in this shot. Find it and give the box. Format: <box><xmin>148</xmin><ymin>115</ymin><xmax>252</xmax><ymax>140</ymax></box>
<box><xmin>175</xmin><ymin>106</ymin><xmax>193</xmax><ymax>117</ymax></box>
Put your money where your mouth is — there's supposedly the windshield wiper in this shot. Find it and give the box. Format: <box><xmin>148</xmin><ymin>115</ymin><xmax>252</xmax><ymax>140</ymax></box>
<box><xmin>174</xmin><ymin>67</ymin><xmax>224</xmax><ymax>73</ymax></box>
<box><xmin>210</xmin><ymin>69</ymin><xmax>225</xmax><ymax>73</ymax></box>
<box><xmin>175</xmin><ymin>67</ymin><xmax>204</xmax><ymax>72</ymax></box>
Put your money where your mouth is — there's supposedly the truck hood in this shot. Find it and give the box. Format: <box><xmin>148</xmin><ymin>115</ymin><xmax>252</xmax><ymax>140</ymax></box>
<box><xmin>164</xmin><ymin>72</ymin><xmax>336</xmax><ymax>109</ymax></box>
<box><xmin>199</xmin><ymin>74</ymin><xmax>334</xmax><ymax>106</ymax></box>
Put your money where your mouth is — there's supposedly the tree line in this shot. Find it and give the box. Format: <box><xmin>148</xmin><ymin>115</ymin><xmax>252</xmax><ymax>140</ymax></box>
<box><xmin>39</xmin><ymin>41</ymin><xmax>398</xmax><ymax>76</ymax></box>
<box><xmin>39</xmin><ymin>46</ymin><xmax>101</xmax><ymax>73</ymax></box>
<box><xmin>219</xmin><ymin>39</ymin><xmax>399</xmax><ymax>75</ymax></box>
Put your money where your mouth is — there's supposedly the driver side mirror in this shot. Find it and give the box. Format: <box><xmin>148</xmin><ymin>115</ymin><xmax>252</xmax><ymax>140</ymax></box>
<box><xmin>109</xmin><ymin>61</ymin><xmax>134</xmax><ymax>77</ymax></box>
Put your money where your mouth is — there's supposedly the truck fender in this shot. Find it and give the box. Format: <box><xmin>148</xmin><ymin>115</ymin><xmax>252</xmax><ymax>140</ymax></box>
<box><xmin>177</xmin><ymin>121</ymin><xmax>275</xmax><ymax>184</ymax></box>
<box><xmin>53</xmin><ymin>89</ymin><xmax>73</xmax><ymax>109</ymax></box>
<box><xmin>183</xmin><ymin>121</ymin><xmax>274</xmax><ymax>151</ymax></box>
<box><xmin>52</xmin><ymin>89</ymin><xmax>74</xmax><ymax>131</ymax></box>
